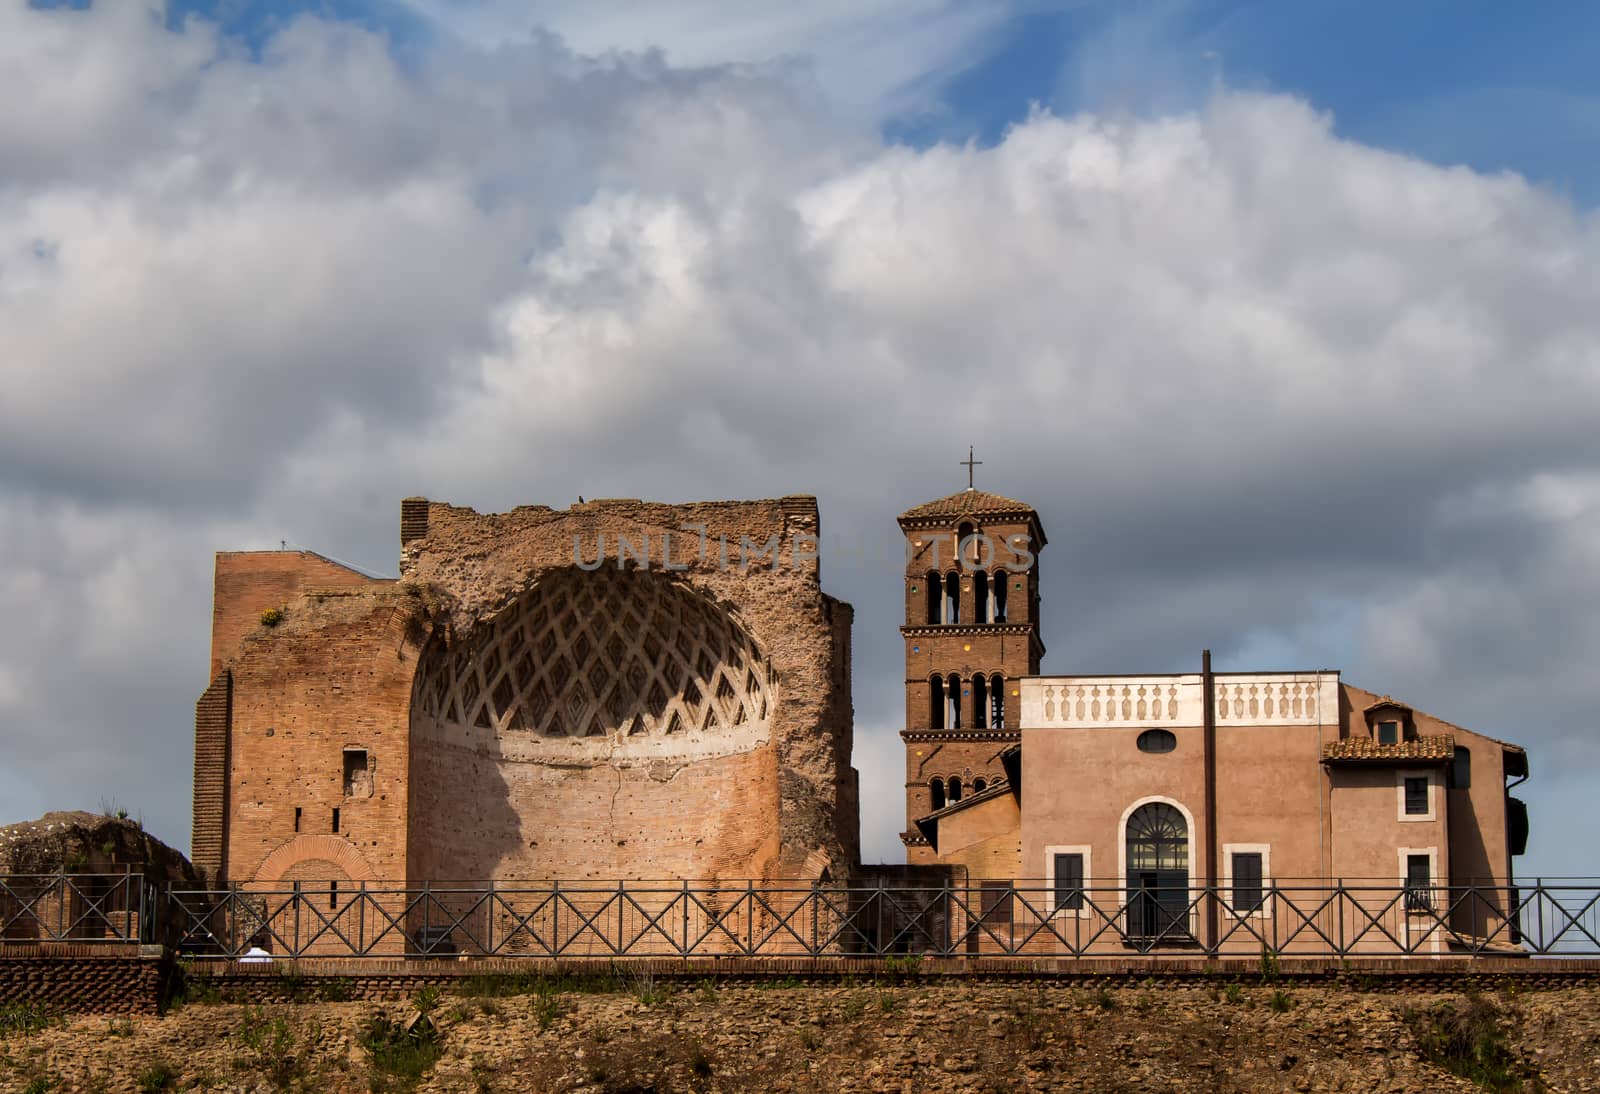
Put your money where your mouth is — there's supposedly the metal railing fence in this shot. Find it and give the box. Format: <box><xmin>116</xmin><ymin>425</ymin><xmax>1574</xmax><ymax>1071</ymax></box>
<box><xmin>4</xmin><ymin>875</ymin><xmax>1599</xmax><ymax>960</ymax></box>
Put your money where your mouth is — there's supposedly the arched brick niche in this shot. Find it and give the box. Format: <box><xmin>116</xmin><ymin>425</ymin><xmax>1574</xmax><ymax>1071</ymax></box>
<box><xmin>253</xmin><ymin>835</ymin><xmax>376</xmax><ymax>884</ymax></box>
<box><xmin>405</xmin><ymin>567</ymin><xmax>784</xmax><ymax>883</ymax></box>
<box><xmin>410</xmin><ymin>567</ymin><xmax>776</xmax><ymax>764</ymax></box>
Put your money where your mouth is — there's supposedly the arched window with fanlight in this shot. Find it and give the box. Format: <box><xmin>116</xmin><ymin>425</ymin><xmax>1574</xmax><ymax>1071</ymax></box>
<box><xmin>1124</xmin><ymin>801</ymin><xmax>1191</xmax><ymax>941</ymax></box>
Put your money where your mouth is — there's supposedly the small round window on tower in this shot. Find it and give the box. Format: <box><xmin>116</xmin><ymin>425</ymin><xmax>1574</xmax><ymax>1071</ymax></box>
<box><xmin>1137</xmin><ymin>729</ymin><xmax>1177</xmax><ymax>754</ymax></box>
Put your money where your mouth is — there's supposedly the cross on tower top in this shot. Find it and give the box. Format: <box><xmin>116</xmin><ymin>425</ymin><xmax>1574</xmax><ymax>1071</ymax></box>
<box><xmin>960</xmin><ymin>446</ymin><xmax>982</xmax><ymax>490</ymax></box>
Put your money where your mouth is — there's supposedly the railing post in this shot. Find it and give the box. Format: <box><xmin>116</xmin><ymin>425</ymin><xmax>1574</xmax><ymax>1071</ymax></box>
<box><xmin>1337</xmin><ymin>879</ymin><xmax>1345</xmax><ymax>957</ymax></box>
<box><xmin>552</xmin><ymin>879</ymin><xmax>560</xmax><ymax>956</ymax></box>
<box><xmin>486</xmin><ymin>879</ymin><xmax>494</xmax><ymax>956</ymax></box>
<box><xmin>617</xmin><ymin>879</ymin><xmax>625</xmax><ymax>955</ymax></box>
<box><xmin>746</xmin><ymin>879</ymin><xmax>755</xmax><ymax>956</ymax></box>
<box><xmin>358</xmin><ymin>882</ymin><xmax>366</xmax><ymax>955</ymax></box>
<box><xmin>681</xmin><ymin>878</ymin><xmax>690</xmax><ymax>957</ymax></box>
<box><xmin>810</xmin><ymin>879</ymin><xmax>820</xmax><ymax>958</ymax></box>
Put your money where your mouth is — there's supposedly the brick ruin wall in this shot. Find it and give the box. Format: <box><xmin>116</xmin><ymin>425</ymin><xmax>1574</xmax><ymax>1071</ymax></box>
<box><xmin>399</xmin><ymin>496</ymin><xmax>857</xmax><ymax>885</ymax></box>
<box><xmin>200</xmin><ymin>495</ymin><xmax>857</xmax><ymax>891</ymax></box>
<box><xmin>221</xmin><ymin>588</ymin><xmax>421</xmax><ymax>889</ymax></box>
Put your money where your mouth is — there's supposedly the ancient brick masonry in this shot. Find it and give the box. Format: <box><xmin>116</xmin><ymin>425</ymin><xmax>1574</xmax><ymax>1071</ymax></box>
<box><xmin>195</xmin><ymin>496</ymin><xmax>858</xmax><ymax>896</ymax></box>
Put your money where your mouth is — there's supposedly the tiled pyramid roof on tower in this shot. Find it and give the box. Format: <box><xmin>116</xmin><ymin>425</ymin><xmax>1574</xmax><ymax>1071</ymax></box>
<box><xmin>897</xmin><ymin>489</ymin><xmax>1037</xmax><ymax>522</ymax></box>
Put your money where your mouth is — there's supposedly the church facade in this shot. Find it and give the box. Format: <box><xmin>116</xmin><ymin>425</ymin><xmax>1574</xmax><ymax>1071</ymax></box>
<box><xmin>898</xmin><ymin>487</ymin><xmax>1531</xmax><ymax>953</ymax></box>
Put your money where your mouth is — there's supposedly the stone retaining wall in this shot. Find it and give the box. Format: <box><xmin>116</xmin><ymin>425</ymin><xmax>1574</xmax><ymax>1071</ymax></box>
<box><xmin>8</xmin><ymin>947</ymin><xmax>1600</xmax><ymax>1012</ymax></box>
<box><xmin>184</xmin><ymin>954</ymin><xmax>1600</xmax><ymax>1004</ymax></box>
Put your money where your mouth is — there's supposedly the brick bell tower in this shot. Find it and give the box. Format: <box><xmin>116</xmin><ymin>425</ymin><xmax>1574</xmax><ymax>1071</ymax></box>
<box><xmin>898</xmin><ymin>453</ymin><xmax>1046</xmax><ymax>863</ymax></box>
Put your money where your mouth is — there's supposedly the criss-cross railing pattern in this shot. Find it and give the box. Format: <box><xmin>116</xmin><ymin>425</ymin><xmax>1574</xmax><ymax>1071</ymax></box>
<box><xmin>0</xmin><ymin>872</ymin><xmax>152</xmax><ymax>944</ymax></box>
<box><xmin>5</xmin><ymin>875</ymin><xmax>1600</xmax><ymax>959</ymax></box>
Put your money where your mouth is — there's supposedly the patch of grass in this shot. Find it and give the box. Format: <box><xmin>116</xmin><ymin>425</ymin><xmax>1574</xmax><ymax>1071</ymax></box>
<box><xmin>882</xmin><ymin>954</ymin><xmax>922</xmax><ymax>981</ymax></box>
<box><xmin>360</xmin><ymin>1011</ymin><xmax>445</xmax><ymax>1092</ymax></box>
<box><xmin>1224</xmin><ymin>983</ymin><xmax>1244</xmax><ymax>1005</ymax></box>
<box><xmin>0</xmin><ymin>1002</ymin><xmax>59</xmax><ymax>1036</ymax></box>
<box><xmin>1405</xmin><ymin>993</ymin><xmax>1535</xmax><ymax>1093</ymax></box>
<box><xmin>411</xmin><ymin>985</ymin><xmax>442</xmax><ymax>1015</ymax></box>
<box><xmin>260</xmin><ymin>607</ymin><xmax>285</xmax><ymax>627</ymax></box>
<box><xmin>1268</xmin><ymin>989</ymin><xmax>1294</xmax><ymax>1014</ymax></box>
<box><xmin>627</xmin><ymin>969</ymin><xmax>669</xmax><ymax>1006</ymax></box>
<box><xmin>164</xmin><ymin>961</ymin><xmax>221</xmax><ymax>1010</ymax></box>
<box><xmin>532</xmin><ymin>989</ymin><xmax>563</xmax><ymax>1030</ymax></box>
<box><xmin>135</xmin><ymin>1060</ymin><xmax>178</xmax><ymax>1092</ymax></box>
<box><xmin>877</xmin><ymin>991</ymin><xmax>899</xmax><ymax>1014</ymax></box>
<box><xmin>22</xmin><ymin>1075</ymin><xmax>59</xmax><ymax>1094</ymax></box>
<box><xmin>1092</xmin><ymin>985</ymin><xmax>1117</xmax><ymax>1011</ymax></box>
<box><xmin>1259</xmin><ymin>948</ymin><xmax>1281</xmax><ymax>983</ymax></box>
<box><xmin>319</xmin><ymin>977</ymin><xmax>354</xmax><ymax>1003</ymax></box>
<box><xmin>105</xmin><ymin>1017</ymin><xmax>136</xmax><ymax>1038</ymax></box>
<box><xmin>237</xmin><ymin>1006</ymin><xmax>308</xmax><ymax>1090</ymax></box>
<box><xmin>696</xmin><ymin>977</ymin><xmax>719</xmax><ymax>1003</ymax></box>
<box><xmin>841</xmin><ymin>992</ymin><xmax>868</xmax><ymax>1020</ymax></box>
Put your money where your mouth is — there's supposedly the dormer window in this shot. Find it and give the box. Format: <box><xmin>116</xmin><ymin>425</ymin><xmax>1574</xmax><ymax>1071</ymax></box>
<box><xmin>1364</xmin><ymin>697</ymin><xmax>1415</xmax><ymax>743</ymax></box>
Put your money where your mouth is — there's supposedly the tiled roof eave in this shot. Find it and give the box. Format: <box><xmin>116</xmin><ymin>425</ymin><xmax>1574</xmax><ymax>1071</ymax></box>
<box><xmin>1321</xmin><ymin>733</ymin><xmax>1456</xmax><ymax>764</ymax></box>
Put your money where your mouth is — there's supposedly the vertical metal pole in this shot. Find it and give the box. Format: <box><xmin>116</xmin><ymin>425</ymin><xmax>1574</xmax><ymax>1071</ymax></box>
<box><xmin>1337</xmin><ymin>879</ymin><xmax>1345</xmax><ymax>956</ymax></box>
<box><xmin>486</xmin><ymin>879</ymin><xmax>494</xmax><ymax>956</ymax></box>
<box><xmin>551</xmin><ymin>879</ymin><xmax>559</xmax><ymax>956</ymax></box>
<box><xmin>811</xmin><ymin>880</ymin><xmax>820</xmax><ymax>957</ymax></box>
<box><xmin>746</xmin><ymin>879</ymin><xmax>755</xmax><ymax>956</ymax></box>
<box><xmin>682</xmin><ymin>879</ymin><xmax>690</xmax><ymax>957</ymax></box>
<box><xmin>1202</xmin><ymin>649</ymin><xmax>1218</xmax><ymax>954</ymax></box>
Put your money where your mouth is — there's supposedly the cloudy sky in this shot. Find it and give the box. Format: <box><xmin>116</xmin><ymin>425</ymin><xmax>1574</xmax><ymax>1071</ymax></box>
<box><xmin>4</xmin><ymin>0</ymin><xmax>1599</xmax><ymax>879</ymax></box>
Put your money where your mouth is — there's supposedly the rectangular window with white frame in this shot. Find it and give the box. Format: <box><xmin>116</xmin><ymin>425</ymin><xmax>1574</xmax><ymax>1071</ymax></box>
<box><xmin>1396</xmin><ymin>769</ymin><xmax>1437</xmax><ymax>822</ymax></box>
<box><xmin>1222</xmin><ymin>843</ymin><xmax>1271</xmax><ymax>919</ymax></box>
<box><xmin>1397</xmin><ymin>846</ymin><xmax>1442</xmax><ymax>953</ymax></box>
<box><xmin>1044</xmin><ymin>845</ymin><xmax>1091</xmax><ymax>918</ymax></box>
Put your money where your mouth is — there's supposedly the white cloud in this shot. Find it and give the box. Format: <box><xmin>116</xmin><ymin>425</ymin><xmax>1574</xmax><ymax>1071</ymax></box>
<box><xmin>4</xmin><ymin>4</ymin><xmax>1600</xmax><ymax>875</ymax></box>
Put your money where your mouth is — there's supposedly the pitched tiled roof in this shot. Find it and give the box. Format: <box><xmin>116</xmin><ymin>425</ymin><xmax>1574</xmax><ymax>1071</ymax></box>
<box><xmin>912</xmin><ymin>777</ymin><xmax>1016</xmax><ymax>851</ymax></box>
<box><xmin>1322</xmin><ymin>734</ymin><xmax>1455</xmax><ymax>763</ymax></box>
<box><xmin>898</xmin><ymin>489</ymin><xmax>1037</xmax><ymax>522</ymax></box>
